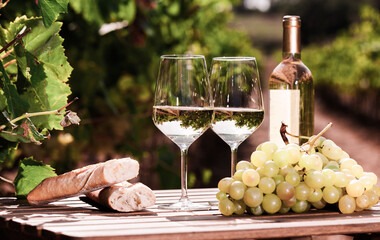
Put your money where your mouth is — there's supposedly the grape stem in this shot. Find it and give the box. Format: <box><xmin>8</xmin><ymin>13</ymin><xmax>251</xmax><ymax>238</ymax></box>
<box><xmin>303</xmin><ymin>122</ymin><xmax>333</xmax><ymax>154</ymax></box>
<box><xmin>0</xmin><ymin>97</ymin><xmax>78</xmax><ymax>131</ymax></box>
<box><xmin>0</xmin><ymin>175</ymin><xmax>13</xmax><ymax>185</ymax></box>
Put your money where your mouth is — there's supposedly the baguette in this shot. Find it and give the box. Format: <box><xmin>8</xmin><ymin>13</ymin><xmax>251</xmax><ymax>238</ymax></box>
<box><xmin>27</xmin><ymin>158</ymin><xmax>139</xmax><ymax>205</ymax></box>
<box><xmin>86</xmin><ymin>181</ymin><xmax>156</xmax><ymax>212</ymax></box>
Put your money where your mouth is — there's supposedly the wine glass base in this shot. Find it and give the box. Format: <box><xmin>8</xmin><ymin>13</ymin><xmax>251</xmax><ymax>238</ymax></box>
<box><xmin>158</xmin><ymin>198</ymin><xmax>211</xmax><ymax>211</ymax></box>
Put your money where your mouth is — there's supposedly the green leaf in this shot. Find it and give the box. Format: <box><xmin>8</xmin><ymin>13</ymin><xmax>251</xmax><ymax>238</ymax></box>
<box><xmin>9</xmin><ymin>17</ymin><xmax>72</xmax><ymax>130</ymax></box>
<box><xmin>0</xmin><ymin>60</ymin><xmax>29</xmax><ymax>118</ymax></box>
<box><xmin>14</xmin><ymin>157</ymin><xmax>57</xmax><ymax>198</ymax></box>
<box><xmin>38</xmin><ymin>0</ymin><xmax>69</xmax><ymax>27</ymax></box>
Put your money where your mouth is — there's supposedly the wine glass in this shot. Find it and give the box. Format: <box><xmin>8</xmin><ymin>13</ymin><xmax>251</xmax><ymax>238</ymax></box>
<box><xmin>210</xmin><ymin>57</ymin><xmax>264</xmax><ymax>176</ymax></box>
<box><xmin>152</xmin><ymin>55</ymin><xmax>213</xmax><ymax>211</ymax></box>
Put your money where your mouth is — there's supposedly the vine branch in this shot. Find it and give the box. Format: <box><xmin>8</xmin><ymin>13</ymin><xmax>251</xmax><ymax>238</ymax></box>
<box><xmin>0</xmin><ymin>27</ymin><xmax>31</xmax><ymax>54</ymax></box>
<box><xmin>0</xmin><ymin>97</ymin><xmax>79</xmax><ymax>131</ymax></box>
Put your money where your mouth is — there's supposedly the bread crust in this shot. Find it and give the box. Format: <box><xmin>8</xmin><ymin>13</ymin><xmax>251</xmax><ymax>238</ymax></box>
<box><xmin>27</xmin><ymin>158</ymin><xmax>139</xmax><ymax>205</ymax></box>
<box><xmin>86</xmin><ymin>181</ymin><xmax>156</xmax><ymax>212</ymax></box>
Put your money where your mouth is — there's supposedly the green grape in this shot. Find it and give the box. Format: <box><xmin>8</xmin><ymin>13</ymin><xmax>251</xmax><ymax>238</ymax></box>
<box><xmin>283</xmin><ymin>196</ymin><xmax>297</xmax><ymax>207</ymax></box>
<box><xmin>322</xmin><ymin>186</ymin><xmax>340</xmax><ymax>204</ymax></box>
<box><xmin>351</xmin><ymin>165</ymin><xmax>364</xmax><ymax>178</ymax></box>
<box><xmin>243</xmin><ymin>187</ymin><xmax>263</xmax><ymax>207</ymax></box>
<box><xmin>323</xmin><ymin>164</ymin><xmax>340</xmax><ymax>171</ymax></box>
<box><xmin>262</xmin><ymin>194</ymin><xmax>282</xmax><ymax>214</ymax></box>
<box><xmin>279</xmin><ymin>204</ymin><xmax>291</xmax><ymax>214</ymax></box>
<box><xmin>339</xmin><ymin>158</ymin><xmax>357</xmax><ymax>170</ymax></box>
<box><xmin>276</xmin><ymin>182</ymin><xmax>295</xmax><ymax>200</ymax></box>
<box><xmin>322</xmin><ymin>144</ymin><xmax>343</xmax><ymax>161</ymax></box>
<box><xmin>263</xmin><ymin>161</ymin><xmax>279</xmax><ymax>178</ymax></box>
<box><xmin>218</xmin><ymin>177</ymin><xmax>234</xmax><ymax>193</ymax></box>
<box><xmin>250</xmin><ymin>205</ymin><xmax>264</xmax><ymax>216</ymax></box>
<box><xmin>338</xmin><ymin>195</ymin><xmax>356</xmax><ymax>214</ymax></box>
<box><xmin>341</xmin><ymin>169</ymin><xmax>353</xmax><ymax>177</ymax></box>
<box><xmin>259</xmin><ymin>177</ymin><xmax>276</xmax><ymax>194</ymax></box>
<box><xmin>285</xmin><ymin>171</ymin><xmax>301</xmax><ymax>186</ymax></box>
<box><xmin>334</xmin><ymin>172</ymin><xmax>349</xmax><ymax>188</ymax></box>
<box><xmin>256</xmin><ymin>167</ymin><xmax>265</xmax><ymax>177</ymax></box>
<box><xmin>279</xmin><ymin>165</ymin><xmax>293</xmax><ymax>177</ymax></box>
<box><xmin>341</xmin><ymin>151</ymin><xmax>350</xmax><ymax>159</ymax></box>
<box><xmin>229</xmin><ymin>181</ymin><xmax>246</xmax><ymax>200</ymax></box>
<box><xmin>372</xmin><ymin>185</ymin><xmax>380</xmax><ymax>197</ymax></box>
<box><xmin>216</xmin><ymin>191</ymin><xmax>228</xmax><ymax>201</ymax></box>
<box><xmin>312</xmin><ymin>199</ymin><xmax>326</xmax><ymax>209</ymax></box>
<box><xmin>322</xmin><ymin>169</ymin><xmax>336</xmax><ymax>187</ymax></box>
<box><xmin>236</xmin><ymin>160</ymin><xmax>254</xmax><ymax>171</ymax></box>
<box><xmin>346</xmin><ymin>179</ymin><xmax>365</xmax><ymax>198</ymax></box>
<box><xmin>233</xmin><ymin>200</ymin><xmax>246</xmax><ymax>215</ymax></box>
<box><xmin>316</xmin><ymin>152</ymin><xmax>329</xmax><ymax>167</ymax></box>
<box><xmin>356</xmin><ymin>194</ymin><xmax>370</xmax><ymax>209</ymax></box>
<box><xmin>284</xmin><ymin>144</ymin><xmax>301</xmax><ymax>164</ymax></box>
<box><xmin>233</xmin><ymin>170</ymin><xmax>244</xmax><ymax>181</ymax></box>
<box><xmin>299</xmin><ymin>154</ymin><xmax>322</xmax><ymax>171</ymax></box>
<box><xmin>305</xmin><ymin>170</ymin><xmax>325</xmax><ymax>189</ymax></box>
<box><xmin>321</xmin><ymin>139</ymin><xmax>335</xmax><ymax>148</ymax></box>
<box><xmin>273</xmin><ymin>149</ymin><xmax>291</xmax><ymax>168</ymax></box>
<box><xmin>307</xmin><ymin>188</ymin><xmax>323</xmax><ymax>202</ymax></box>
<box><xmin>251</xmin><ymin>150</ymin><xmax>268</xmax><ymax>168</ymax></box>
<box><xmin>273</xmin><ymin>174</ymin><xmax>285</xmax><ymax>185</ymax></box>
<box><xmin>295</xmin><ymin>182</ymin><xmax>312</xmax><ymax>201</ymax></box>
<box><xmin>291</xmin><ymin>200</ymin><xmax>309</xmax><ymax>213</ymax></box>
<box><xmin>261</xmin><ymin>142</ymin><xmax>278</xmax><ymax>160</ymax></box>
<box><xmin>218</xmin><ymin>198</ymin><xmax>235</xmax><ymax>216</ymax></box>
<box><xmin>242</xmin><ymin>169</ymin><xmax>260</xmax><ymax>187</ymax></box>
<box><xmin>364</xmin><ymin>190</ymin><xmax>379</xmax><ymax>208</ymax></box>
<box><xmin>364</xmin><ymin>172</ymin><xmax>378</xmax><ymax>185</ymax></box>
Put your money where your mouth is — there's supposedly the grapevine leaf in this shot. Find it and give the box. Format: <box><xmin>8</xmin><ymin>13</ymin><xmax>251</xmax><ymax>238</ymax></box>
<box><xmin>0</xmin><ymin>118</ymin><xmax>44</xmax><ymax>144</ymax></box>
<box><xmin>9</xmin><ymin>17</ymin><xmax>72</xmax><ymax>130</ymax></box>
<box><xmin>0</xmin><ymin>60</ymin><xmax>29</xmax><ymax>118</ymax></box>
<box><xmin>38</xmin><ymin>0</ymin><xmax>69</xmax><ymax>28</ymax></box>
<box><xmin>14</xmin><ymin>157</ymin><xmax>57</xmax><ymax>198</ymax></box>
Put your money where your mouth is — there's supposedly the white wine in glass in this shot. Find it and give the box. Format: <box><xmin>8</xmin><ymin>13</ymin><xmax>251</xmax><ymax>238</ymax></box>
<box><xmin>152</xmin><ymin>55</ymin><xmax>213</xmax><ymax>211</ymax></box>
<box><xmin>210</xmin><ymin>57</ymin><xmax>264</xmax><ymax>176</ymax></box>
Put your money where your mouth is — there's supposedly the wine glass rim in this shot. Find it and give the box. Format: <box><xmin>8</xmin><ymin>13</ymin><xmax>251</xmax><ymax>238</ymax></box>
<box><xmin>212</xmin><ymin>56</ymin><xmax>256</xmax><ymax>61</ymax></box>
<box><xmin>161</xmin><ymin>54</ymin><xmax>205</xmax><ymax>60</ymax></box>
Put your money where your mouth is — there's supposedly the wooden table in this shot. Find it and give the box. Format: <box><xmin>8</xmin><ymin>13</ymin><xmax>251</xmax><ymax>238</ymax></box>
<box><xmin>1</xmin><ymin>188</ymin><xmax>380</xmax><ymax>240</ymax></box>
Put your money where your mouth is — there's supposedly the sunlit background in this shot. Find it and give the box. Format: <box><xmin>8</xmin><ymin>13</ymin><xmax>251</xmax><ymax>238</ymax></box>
<box><xmin>1</xmin><ymin>0</ymin><xmax>380</xmax><ymax>195</ymax></box>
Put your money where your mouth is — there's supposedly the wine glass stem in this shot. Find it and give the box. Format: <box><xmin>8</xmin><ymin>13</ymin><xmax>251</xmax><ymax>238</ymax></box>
<box><xmin>180</xmin><ymin>148</ymin><xmax>189</xmax><ymax>201</ymax></box>
<box><xmin>231</xmin><ymin>147</ymin><xmax>238</xmax><ymax>177</ymax></box>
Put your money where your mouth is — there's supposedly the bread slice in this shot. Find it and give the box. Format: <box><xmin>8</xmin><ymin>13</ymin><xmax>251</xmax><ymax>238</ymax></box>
<box><xmin>85</xmin><ymin>181</ymin><xmax>156</xmax><ymax>212</ymax></box>
<box><xmin>27</xmin><ymin>158</ymin><xmax>139</xmax><ymax>205</ymax></box>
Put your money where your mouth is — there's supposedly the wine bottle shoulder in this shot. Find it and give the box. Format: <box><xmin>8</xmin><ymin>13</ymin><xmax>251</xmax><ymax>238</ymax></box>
<box><xmin>269</xmin><ymin>58</ymin><xmax>313</xmax><ymax>89</ymax></box>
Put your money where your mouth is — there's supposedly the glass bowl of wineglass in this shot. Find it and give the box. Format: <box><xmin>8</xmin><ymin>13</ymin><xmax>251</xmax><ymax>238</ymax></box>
<box><xmin>152</xmin><ymin>55</ymin><xmax>213</xmax><ymax>211</ymax></box>
<box><xmin>210</xmin><ymin>57</ymin><xmax>264</xmax><ymax>176</ymax></box>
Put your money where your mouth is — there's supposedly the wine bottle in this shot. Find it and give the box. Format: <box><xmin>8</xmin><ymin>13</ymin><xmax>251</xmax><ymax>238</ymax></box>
<box><xmin>269</xmin><ymin>15</ymin><xmax>314</xmax><ymax>147</ymax></box>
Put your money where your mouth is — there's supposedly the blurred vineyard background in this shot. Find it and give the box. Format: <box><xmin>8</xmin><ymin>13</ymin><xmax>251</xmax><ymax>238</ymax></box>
<box><xmin>1</xmin><ymin>0</ymin><xmax>380</xmax><ymax>195</ymax></box>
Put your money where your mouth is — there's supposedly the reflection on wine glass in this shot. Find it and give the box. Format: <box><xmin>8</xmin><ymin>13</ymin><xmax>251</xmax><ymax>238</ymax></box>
<box><xmin>210</xmin><ymin>57</ymin><xmax>264</xmax><ymax>176</ymax></box>
<box><xmin>152</xmin><ymin>55</ymin><xmax>213</xmax><ymax>211</ymax></box>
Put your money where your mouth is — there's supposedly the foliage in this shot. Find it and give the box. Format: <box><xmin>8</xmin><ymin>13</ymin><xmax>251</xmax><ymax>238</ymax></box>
<box><xmin>0</xmin><ymin>0</ymin><xmax>75</xmax><ymax>194</ymax></box>
<box><xmin>14</xmin><ymin>157</ymin><xmax>57</xmax><ymax>198</ymax></box>
<box><xmin>0</xmin><ymin>0</ymin><xmax>262</xmax><ymax>191</ymax></box>
<box><xmin>303</xmin><ymin>6</ymin><xmax>380</xmax><ymax>94</ymax></box>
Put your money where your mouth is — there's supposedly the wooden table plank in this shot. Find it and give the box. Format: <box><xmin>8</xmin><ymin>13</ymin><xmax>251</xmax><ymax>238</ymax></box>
<box><xmin>1</xmin><ymin>188</ymin><xmax>380</xmax><ymax>240</ymax></box>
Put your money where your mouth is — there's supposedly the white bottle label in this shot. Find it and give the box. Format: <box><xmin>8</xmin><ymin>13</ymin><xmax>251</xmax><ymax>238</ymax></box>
<box><xmin>269</xmin><ymin>89</ymin><xmax>300</xmax><ymax>147</ymax></box>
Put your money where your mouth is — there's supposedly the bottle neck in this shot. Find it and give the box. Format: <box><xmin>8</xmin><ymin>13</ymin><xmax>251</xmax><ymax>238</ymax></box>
<box><xmin>282</xmin><ymin>52</ymin><xmax>301</xmax><ymax>61</ymax></box>
<box><xmin>282</xmin><ymin>16</ymin><xmax>301</xmax><ymax>60</ymax></box>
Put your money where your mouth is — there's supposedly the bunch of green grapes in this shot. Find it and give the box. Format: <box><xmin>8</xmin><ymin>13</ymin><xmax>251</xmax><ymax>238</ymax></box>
<box><xmin>217</xmin><ymin>138</ymin><xmax>380</xmax><ymax>216</ymax></box>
